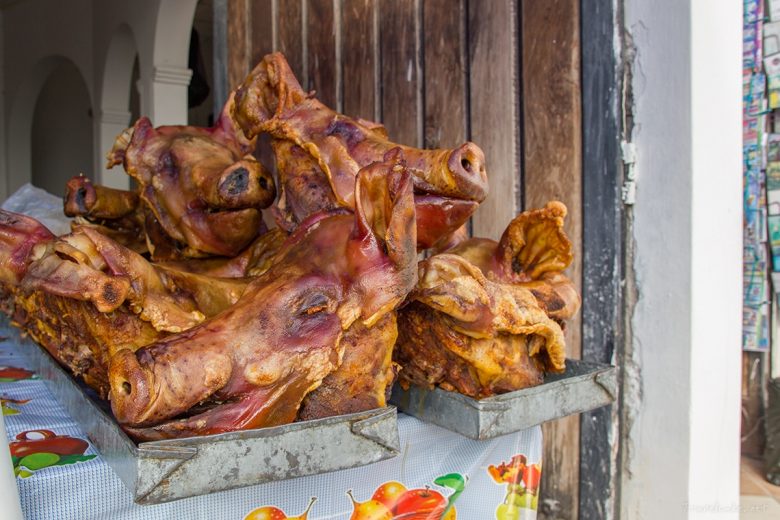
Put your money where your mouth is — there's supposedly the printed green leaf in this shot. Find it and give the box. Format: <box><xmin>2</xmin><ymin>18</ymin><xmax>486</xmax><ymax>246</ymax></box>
<box><xmin>53</xmin><ymin>454</ymin><xmax>96</xmax><ymax>466</ymax></box>
<box><xmin>434</xmin><ymin>473</ymin><xmax>468</xmax><ymax>517</ymax></box>
<box><xmin>434</xmin><ymin>473</ymin><xmax>466</xmax><ymax>493</ymax></box>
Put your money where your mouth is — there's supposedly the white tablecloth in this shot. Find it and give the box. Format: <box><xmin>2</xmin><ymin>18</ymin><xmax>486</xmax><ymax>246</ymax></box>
<box><xmin>0</xmin><ymin>324</ymin><xmax>542</xmax><ymax>520</ymax></box>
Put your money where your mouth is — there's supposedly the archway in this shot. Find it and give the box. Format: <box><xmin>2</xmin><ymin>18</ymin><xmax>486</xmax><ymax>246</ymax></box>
<box><xmin>31</xmin><ymin>60</ymin><xmax>94</xmax><ymax>195</ymax></box>
<box><xmin>7</xmin><ymin>56</ymin><xmax>93</xmax><ymax>196</ymax></box>
<box><xmin>98</xmin><ymin>23</ymin><xmax>138</xmax><ymax>189</ymax></box>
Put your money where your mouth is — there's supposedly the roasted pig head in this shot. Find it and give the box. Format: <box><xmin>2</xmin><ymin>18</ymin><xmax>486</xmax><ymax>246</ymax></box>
<box><xmin>108</xmin><ymin>156</ymin><xmax>417</xmax><ymax>440</ymax></box>
<box><xmin>233</xmin><ymin>52</ymin><xmax>487</xmax><ymax>248</ymax></box>
<box><xmin>63</xmin><ymin>176</ymin><xmax>147</xmax><ymax>253</ymax></box>
<box><xmin>107</xmin><ymin>93</ymin><xmax>276</xmax><ymax>259</ymax></box>
<box><xmin>447</xmin><ymin>201</ymin><xmax>580</xmax><ymax>319</ymax></box>
<box><xmin>0</xmin><ymin>210</ymin><xmax>248</xmax><ymax>396</ymax></box>
<box><xmin>395</xmin><ymin>202</ymin><xmax>580</xmax><ymax>398</ymax></box>
<box><xmin>0</xmin><ymin>211</ymin><xmax>54</xmax><ymax>287</ymax></box>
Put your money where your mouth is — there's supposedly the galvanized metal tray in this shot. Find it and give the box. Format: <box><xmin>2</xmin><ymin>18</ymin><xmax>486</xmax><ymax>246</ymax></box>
<box><xmin>5</xmin><ymin>320</ymin><xmax>400</xmax><ymax>504</ymax></box>
<box><xmin>390</xmin><ymin>360</ymin><xmax>616</xmax><ymax>440</ymax></box>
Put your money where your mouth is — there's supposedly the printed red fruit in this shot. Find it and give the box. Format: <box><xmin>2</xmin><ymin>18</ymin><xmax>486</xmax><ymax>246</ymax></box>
<box><xmin>243</xmin><ymin>506</ymin><xmax>287</xmax><ymax>520</ymax></box>
<box><xmin>371</xmin><ymin>481</ymin><xmax>407</xmax><ymax>510</ymax></box>
<box><xmin>0</xmin><ymin>366</ymin><xmax>34</xmax><ymax>381</ymax></box>
<box><xmin>9</xmin><ymin>430</ymin><xmax>88</xmax><ymax>458</ymax></box>
<box><xmin>522</xmin><ymin>464</ymin><xmax>541</xmax><ymax>493</ymax></box>
<box><xmin>346</xmin><ymin>490</ymin><xmax>392</xmax><ymax>520</ymax></box>
<box><xmin>391</xmin><ymin>487</ymin><xmax>447</xmax><ymax>519</ymax></box>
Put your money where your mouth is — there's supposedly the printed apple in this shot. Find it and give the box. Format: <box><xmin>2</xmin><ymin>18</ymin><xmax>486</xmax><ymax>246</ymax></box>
<box><xmin>391</xmin><ymin>487</ymin><xmax>447</xmax><ymax>519</ymax></box>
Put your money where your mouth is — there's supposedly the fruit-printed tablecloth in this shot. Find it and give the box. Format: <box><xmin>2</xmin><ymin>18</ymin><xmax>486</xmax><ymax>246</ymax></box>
<box><xmin>0</xmin><ymin>324</ymin><xmax>542</xmax><ymax>520</ymax></box>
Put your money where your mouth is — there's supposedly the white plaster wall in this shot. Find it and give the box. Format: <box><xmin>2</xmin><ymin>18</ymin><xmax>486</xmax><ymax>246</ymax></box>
<box><xmin>1</xmin><ymin>0</ymin><xmax>198</xmax><ymax>196</ymax></box>
<box><xmin>623</xmin><ymin>0</ymin><xmax>742</xmax><ymax>518</ymax></box>
<box><xmin>2</xmin><ymin>0</ymin><xmax>93</xmax><ymax>195</ymax></box>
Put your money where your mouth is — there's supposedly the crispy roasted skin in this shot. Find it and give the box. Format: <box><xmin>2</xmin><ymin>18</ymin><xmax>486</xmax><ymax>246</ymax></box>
<box><xmin>156</xmin><ymin>227</ymin><xmax>288</xmax><ymax>278</ymax></box>
<box><xmin>233</xmin><ymin>52</ymin><xmax>487</xmax><ymax>249</ymax></box>
<box><xmin>0</xmin><ymin>211</ymin><xmax>249</xmax><ymax>397</ymax></box>
<box><xmin>298</xmin><ymin>312</ymin><xmax>399</xmax><ymax>420</ymax></box>
<box><xmin>395</xmin><ymin>202</ymin><xmax>581</xmax><ymax>398</ymax></box>
<box><xmin>64</xmin><ymin>176</ymin><xmax>147</xmax><ymax>254</ymax></box>
<box><xmin>108</xmin><ymin>156</ymin><xmax>417</xmax><ymax>440</ymax></box>
<box><xmin>105</xmin><ymin>93</ymin><xmax>276</xmax><ymax>259</ymax></box>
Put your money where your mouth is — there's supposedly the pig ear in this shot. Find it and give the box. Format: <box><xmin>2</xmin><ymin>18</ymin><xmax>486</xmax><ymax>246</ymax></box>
<box><xmin>353</xmin><ymin>150</ymin><xmax>417</xmax><ymax>269</ymax></box>
<box><xmin>496</xmin><ymin>201</ymin><xmax>573</xmax><ymax>281</ymax></box>
<box><xmin>233</xmin><ymin>52</ymin><xmax>309</xmax><ymax>138</ymax></box>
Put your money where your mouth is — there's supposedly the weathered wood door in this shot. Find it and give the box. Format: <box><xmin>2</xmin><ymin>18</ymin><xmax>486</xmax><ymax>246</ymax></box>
<box><xmin>220</xmin><ymin>1</ymin><xmax>591</xmax><ymax>518</ymax></box>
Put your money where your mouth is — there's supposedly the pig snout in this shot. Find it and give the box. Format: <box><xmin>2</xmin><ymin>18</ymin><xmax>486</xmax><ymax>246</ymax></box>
<box><xmin>446</xmin><ymin>142</ymin><xmax>488</xmax><ymax>202</ymax></box>
<box><xmin>215</xmin><ymin>158</ymin><xmax>276</xmax><ymax>210</ymax></box>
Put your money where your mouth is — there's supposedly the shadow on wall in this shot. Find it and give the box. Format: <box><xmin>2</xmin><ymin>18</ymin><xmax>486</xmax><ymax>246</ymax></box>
<box><xmin>31</xmin><ymin>61</ymin><xmax>93</xmax><ymax>196</ymax></box>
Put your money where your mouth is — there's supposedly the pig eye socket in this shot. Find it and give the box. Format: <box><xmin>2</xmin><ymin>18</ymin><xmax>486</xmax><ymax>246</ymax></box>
<box><xmin>295</xmin><ymin>292</ymin><xmax>331</xmax><ymax>316</ymax></box>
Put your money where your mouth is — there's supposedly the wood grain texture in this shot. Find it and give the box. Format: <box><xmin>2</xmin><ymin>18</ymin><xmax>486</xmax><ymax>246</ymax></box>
<box><xmin>422</xmin><ymin>0</ymin><xmax>467</xmax><ymax>148</ymax></box>
<box><xmin>277</xmin><ymin>0</ymin><xmax>305</xmax><ymax>81</ymax></box>
<box><xmin>341</xmin><ymin>0</ymin><xmax>377</xmax><ymax>121</ymax></box>
<box><xmin>468</xmin><ymin>0</ymin><xmax>520</xmax><ymax>240</ymax></box>
<box><xmin>521</xmin><ymin>2</ymin><xmax>582</xmax><ymax>519</ymax></box>
<box><xmin>306</xmin><ymin>0</ymin><xmax>338</xmax><ymax>108</ymax></box>
<box><xmin>379</xmin><ymin>0</ymin><xmax>422</xmax><ymax>147</ymax></box>
<box><xmin>249</xmin><ymin>0</ymin><xmax>274</xmax><ymax>66</ymax></box>
<box><xmin>227</xmin><ymin>0</ymin><xmax>250</xmax><ymax>90</ymax></box>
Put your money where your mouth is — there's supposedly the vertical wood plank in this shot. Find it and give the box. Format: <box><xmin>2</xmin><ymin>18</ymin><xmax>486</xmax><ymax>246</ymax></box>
<box><xmin>341</xmin><ymin>0</ymin><xmax>377</xmax><ymax>120</ymax></box>
<box><xmin>306</xmin><ymin>0</ymin><xmax>338</xmax><ymax>108</ymax></box>
<box><xmin>521</xmin><ymin>2</ymin><xmax>582</xmax><ymax>519</ymax></box>
<box><xmin>468</xmin><ymin>0</ymin><xmax>520</xmax><ymax>240</ymax></box>
<box><xmin>422</xmin><ymin>0</ymin><xmax>467</xmax><ymax>148</ymax></box>
<box><xmin>277</xmin><ymin>0</ymin><xmax>305</xmax><ymax>81</ymax></box>
<box><xmin>227</xmin><ymin>0</ymin><xmax>250</xmax><ymax>90</ymax></box>
<box><xmin>379</xmin><ymin>0</ymin><xmax>422</xmax><ymax>147</ymax></box>
<box><xmin>249</xmin><ymin>0</ymin><xmax>274</xmax><ymax>66</ymax></box>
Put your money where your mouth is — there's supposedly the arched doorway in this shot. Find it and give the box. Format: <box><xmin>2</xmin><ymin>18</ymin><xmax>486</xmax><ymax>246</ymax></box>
<box><xmin>30</xmin><ymin>61</ymin><xmax>94</xmax><ymax>195</ymax></box>
<box><xmin>7</xmin><ymin>56</ymin><xmax>93</xmax><ymax>197</ymax></box>
<box><xmin>188</xmin><ymin>0</ymin><xmax>214</xmax><ymax>127</ymax></box>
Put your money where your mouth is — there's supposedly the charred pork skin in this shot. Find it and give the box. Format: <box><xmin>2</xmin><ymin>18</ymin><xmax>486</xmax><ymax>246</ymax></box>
<box><xmin>233</xmin><ymin>52</ymin><xmax>487</xmax><ymax>249</ymax></box>
<box><xmin>63</xmin><ymin>176</ymin><xmax>147</xmax><ymax>254</ymax></box>
<box><xmin>395</xmin><ymin>202</ymin><xmax>581</xmax><ymax>398</ymax></box>
<box><xmin>108</xmin><ymin>155</ymin><xmax>417</xmax><ymax>440</ymax></box>
<box><xmin>105</xmin><ymin>92</ymin><xmax>276</xmax><ymax>259</ymax></box>
<box><xmin>0</xmin><ymin>210</ymin><xmax>248</xmax><ymax>397</ymax></box>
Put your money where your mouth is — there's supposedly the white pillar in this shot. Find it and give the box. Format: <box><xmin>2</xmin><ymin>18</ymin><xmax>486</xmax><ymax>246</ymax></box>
<box><xmin>97</xmin><ymin>108</ymin><xmax>131</xmax><ymax>189</ymax></box>
<box><xmin>148</xmin><ymin>65</ymin><xmax>192</xmax><ymax>126</ymax></box>
<box><xmin>622</xmin><ymin>0</ymin><xmax>742</xmax><ymax>519</ymax></box>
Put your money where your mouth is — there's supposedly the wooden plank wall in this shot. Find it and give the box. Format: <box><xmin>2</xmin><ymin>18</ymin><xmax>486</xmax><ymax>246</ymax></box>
<box><xmin>522</xmin><ymin>1</ymin><xmax>583</xmax><ymax>518</ymax></box>
<box><xmin>225</xmin><ymin>0</ymin><xmax>584</xmax><ymax>516</ymax></box>
<box><xmin>225</xmin><ymin>0</ymin><xmax>527</xmax><ymax>240</ymax></box>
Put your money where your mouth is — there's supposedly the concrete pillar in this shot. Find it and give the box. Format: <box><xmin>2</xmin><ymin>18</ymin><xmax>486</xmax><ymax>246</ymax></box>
<box><xmin>148</xmin><ymin>65</ymin><xmax>192</xmax><ymax>126</ymax></box>
<box><xmin>97</xmin><ymin>108</ymin><xmax>131</xmax><ymax>189</ymax></box>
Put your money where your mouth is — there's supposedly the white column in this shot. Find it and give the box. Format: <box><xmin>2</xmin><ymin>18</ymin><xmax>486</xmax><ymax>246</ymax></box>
<box><xmin>97</xmin><ymin>108</ymin><xmax>131</xmax><ymax>189</ymax></box>
<box><xmin>622</xmin><ymin>0</ymin><xmax>742</xmax><ymax>519</ymax></box>
<box><xmin>148</xmin><ymin>65</ymin><xmax>192</xmax><ymax>126</ymax></box>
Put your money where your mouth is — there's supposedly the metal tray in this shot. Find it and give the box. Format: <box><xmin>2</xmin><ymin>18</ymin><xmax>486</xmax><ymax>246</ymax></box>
<box><xmin>6</xmin><ymin>321</ymin><xmax>400</xmax><ymax>504</ymax></box>
<box><xmin>390</xmin><ymin>360</ymin><xmax>616</xmax><ymax>440</ymax></box>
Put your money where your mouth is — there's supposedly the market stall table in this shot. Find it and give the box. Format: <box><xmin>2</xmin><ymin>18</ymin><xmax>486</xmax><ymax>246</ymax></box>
<box><xmin>0</xmin><ymin>321</ymin><xmax>543</xmax><ymax>520</ymax></box>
